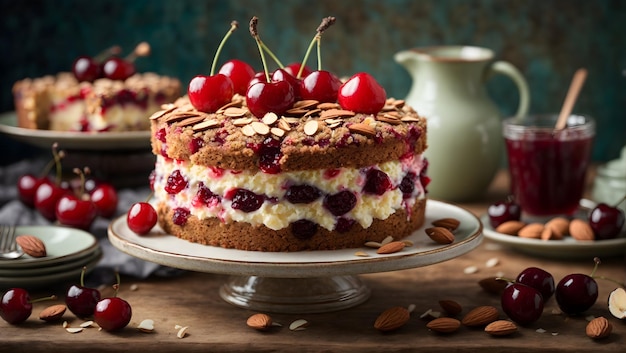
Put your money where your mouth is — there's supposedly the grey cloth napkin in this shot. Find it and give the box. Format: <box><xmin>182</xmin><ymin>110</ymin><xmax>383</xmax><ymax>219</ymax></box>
<box><xmin>0</xmin><ymin>158</ymin><xmax>182</xmax><ymax>283</ymax></box>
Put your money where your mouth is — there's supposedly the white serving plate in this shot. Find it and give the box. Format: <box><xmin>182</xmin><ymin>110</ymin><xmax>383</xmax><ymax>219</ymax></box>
<box><xmin>108</xmin><ymin>200</ymin><xmax>483</xmax><ymax>278</ymax></box>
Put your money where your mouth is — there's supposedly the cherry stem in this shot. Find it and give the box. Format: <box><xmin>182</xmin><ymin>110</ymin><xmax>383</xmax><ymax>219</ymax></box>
<box><xmin>94</xmin><ymin>45</ymin><xmax>122</xmax><ymax>62</ymax></box>
<box><xmin>125</xmin><ymin>42</ymin><xmax>151</xmax><ymax>63</ymax></box>
<box><xmin>589</xmin><ymin>256</ymin><xmax>625</xmax><ymax>288</ymax></box>
<box><xmin>260</xmin><ymin>42</ymin><xmax>285</xmax><ymax>69</ymax></box>
<box><xmin>144</xmin><ymin>191</ymin><xmax>154</xmax><ymax>204</ymax></box>
<box><xmin>113</xmin><ymin>271</ymin><xmax>122</xmax><ymax>298</ymax></box>
<box><xmin>495</xmin><ymin>276</ymin><xmax>515</xmax><ymax>283</ymax></box>
<box><xmin>51</xmin><ymin>143</ymin><xmax>65</xmax><ymax>186</ymax></box>
<box><xmin>590</xmin><ymin>257</ymin><xmax>601</xmax><ymax>277</ymax></box>
<box><xmin>80</xmin><ymin>266</ymin><xmax>87</xmax><ymax>287</ymax></box>
<box><xmin>249</xmin><ymin>17</ymin><xmax>271</xmax><ymax>83</ymax></box>
<box><xmin>612</xmin><ymin>195</ymin><xmax>626</xmax><ymax>208</ymax></box>
<box><xmin>30</xmin><ymin>295</ymin><xmax>57</xmax><ymax>304</ymax></box>
<box><xmin>210</xmin><ymin>21</ymin><xmax>238</xmax><ymax>76</ymax></box>
<box><xmin>297</xmin><ymin>16</ymin><xmax>335</xmax><ymax>78</ymax></box>
<box><xmin>72</xmin><ymin>167</ymin><xmax>90</xmax><ymax>198</ymax></box>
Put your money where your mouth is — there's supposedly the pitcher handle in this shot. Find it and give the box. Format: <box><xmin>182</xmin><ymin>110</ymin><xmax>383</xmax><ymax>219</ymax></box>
<box><xmin>489</xmin><ymin>61</ymin><xmax>530</xmax><ymax>118</ymax></box>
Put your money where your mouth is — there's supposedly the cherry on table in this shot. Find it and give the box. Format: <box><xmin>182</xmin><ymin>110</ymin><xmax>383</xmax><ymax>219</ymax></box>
<box><xmin>66</xmin><ymin>267</ymin><xmax>101</xmax><ymax>318</ymax></box>
<box><xmin>588</xmin><ymin>198</ymin><xmax>625</xmax><ymax>240</ymax></box>
<box><xmin>501</xmin><ymin>282</ymin><xmax>544</xmax><ymax>325</ymax></box>
<box><xmin>0</xmin><ymin>288</ymin><xmax>55</xmax><ymax>324</ymax></box>
<box><xmin>516</xmin><ymin>266</ymin><xmax>555</xmax><ymax>301</ymax></box>
<box><xmin>555</xmin><ymin>258</ymin><xmax>600</xmax><ymax>315</ymax></box>
<box><xmin>90</xmin><ymin>183</ymin><xmax>119</xmax><ymax>218</ymax></box>
<box><xmin>93</xmin><ymin>274</ymin><xmax>132</xmax><ymax>331</ymax></box>
<box><xmin>487</xmin><ymin>196</ymin><xmax>521</xmax><ymax>228</ymax></box>
<box><xmin>17</xmin><ymin>174</ymin><xmax>47</xmax><ymax>208</ymax></box>
<box><xmin>338</xmin><ymin>72</ymin><xmax>387</xmax><ymax>114</ymax></box>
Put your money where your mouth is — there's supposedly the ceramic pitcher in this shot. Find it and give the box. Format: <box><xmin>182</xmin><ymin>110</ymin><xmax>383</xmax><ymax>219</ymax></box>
<box><xmin>395</xmin><ymin>46</ymin><xmax>529</xmax><ymax>201</ymax></box>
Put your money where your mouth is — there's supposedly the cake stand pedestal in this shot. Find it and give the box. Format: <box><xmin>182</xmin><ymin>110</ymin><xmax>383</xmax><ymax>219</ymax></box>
<box><xmin>219</xmin><ymin>275</ymin><xmax>370</xmax><ymax>313</ymax></box>
<box><xmin>108</xmin><ymin>200</ymin><xmax>483</xmax><ymax>314</ymax></box>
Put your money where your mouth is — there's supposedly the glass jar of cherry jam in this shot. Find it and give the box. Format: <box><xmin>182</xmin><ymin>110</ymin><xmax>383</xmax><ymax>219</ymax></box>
<box><xmin>503</xmin><ymin>114</ymin><xmax>595</xmax><ymax>217</ymax></box>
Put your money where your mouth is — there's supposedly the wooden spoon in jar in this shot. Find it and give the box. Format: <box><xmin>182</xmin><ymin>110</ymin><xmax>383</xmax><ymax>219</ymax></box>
<box><xmin>555</xmin><ymin>68</ymin><xmax>587</xmax><ymax>130</ymax></box>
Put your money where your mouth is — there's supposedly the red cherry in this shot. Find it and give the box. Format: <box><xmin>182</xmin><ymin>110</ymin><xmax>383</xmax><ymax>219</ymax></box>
<box><xmin>55</xmin><ymin>194</ymin><xmax>98</xmax><ymax>230</ymax></box>
<box><xmin>338</xmin><ymin>72</ymin><xmax>386</xmax><ymax>114</ymax></box>
<box><xmin>285</xmin><ymin>62</ymin><xmax>313</xmax><ymax>79</ymax></box>
<box><xmin>102</xmin><ymin>56</ymin><xmax>136</xmax><ymax>80</ymax></box>
<box><xmin>127</xmin><ymin>202</ymin><xmax>158</xmax><ymax>235</ymax></box>
<box><xmin>501</xmin><ymin>282</ymin><xmax>544</xmax><ymax>325</ymax></box>
<box><xmin>0</xmin><ymin>288</ymin><xmax>55</xmax><ymax>324</ymax></box>
<box><xmin>72</xmin><ymin>56</ymin><xmax>102</xmax><ymax>82</ymax></box>
<box><xmin>488</xmin><ymin>197</ymin><xmax>522</xmax><ymax>228</ymax></box>
<box><xmin>516</xmin><ymin>267</ymin><xmax>555</xmax><ymax>301</ymax></box>
<box><xmin>65</xmin><ymin>267</ymin><xmax>101</xmax><ymax>319</ymax></box>
<box><xmin>218</xmin><ymin>59</ymin><xmax>256</xmax><ymax>95</ymax></box>
<box><xmin>188</xmin><ymin>74</ymin><xmax>234</xmax><ymax>113</ymax></box>
<box><xmin>34</xmin><ymin>180</ymin><xmax>69</xmax><ymax>221</ymax></box>
<box><xmin>246</xmin><ymin>80</ymin><xmax>295</xmax><ymax>118</ymax></box>
<box><xmin>300</xmin><ymin>70</ymin><xmax>342</xmax><ymax>103</ymax></box>
<box><xmin>94</xmin><ymin>297</ymin><xmax>132</xmax><ymax>331</ymax></box>
<box><xmin>272</xmin><ymin>68</ymin><xmax>302</xmax><ymax>101</ymax></box>
<box><xmin>90</xmin><ymin>183</ymin><xmax>119</xmax><ymax>218</ymax></box>
<box><xmin>17</xmin><ymin>174</ymin><xmax>47</xmax><ymax>208</ymax></box>
<box><xmin>588</xmin><ymin>202</ymin><xmax>625</xmax><ymax>240</ymax></box>
<box><xmin>248</xmin><ymin>71</ymin><xmax>267</xmax><ymax>88</ymax></box>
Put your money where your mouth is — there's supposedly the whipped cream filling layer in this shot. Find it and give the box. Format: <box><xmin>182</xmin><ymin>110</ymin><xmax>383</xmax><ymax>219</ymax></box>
<box><xmin>153</xmin><ymin>153</ymin><xmax>427</xmax><ymax>231</ymax></box>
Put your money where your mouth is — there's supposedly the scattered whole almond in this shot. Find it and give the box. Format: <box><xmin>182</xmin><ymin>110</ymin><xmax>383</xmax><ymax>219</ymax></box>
<box><xmin>478</xmin><ymin>277</ymin><xmax>508</xmax><ymax>295</ymax></box>
<box><xmin>545</xmin><ymin>217</ymin><xmax>569</xmax><ymax>237</ymax></box>
<box><xmin>374</xmin><ymin>306</ymin><xmax>410</xmax><ymax>332</ymax></box>
<box><xmin>426</xmin><ymin>317</ymin><xmax>461</xmax><ymax>334</ymax></box>
<box><xmin>39</xmin><ymin>304</ymin><xmax>66</xmax><ymax>322</ymax></box>
<box><xmin>425</xmin><ymin>227</ymin><xmax>455</xmax><ymax>244</ymax></box>
<box><xmin>431</xmin><ymin>218</ymin><xmax>460</xmax><ymax>231</ymax></box>
<box><xmin>495</xmin><ymin>221</ymin><xmax>526</xmax><ymax>235</ymax></box>
<box><xmin>461</xmin><ymin>306</ymin><xmax>499</xmax><ymax>327</ymax></box>
<box><xmin>438</xmin><ymin>300</ymin><xmax>463</xmax><ymax>317</ymax></box>
<box><xmin>517</xmin><ymin>223</ymin><xmax>544</xmax><ymax>239</ymax></box>
<box><xmin>376</xmin><ymin>241</ymin><xmax>405</xmax><ymax>254</ymax></box>
<box><xmin>484</xmin><ymin>320</ymin><xmax>517</xmax><ymax>336</ymax></box>
<box><xmin>569</xmin><ymin>219</ymin><xmax>595</xmax><ymax>241</ymax></box>
<box><xmin>16</xmin><ymin>234</ymin><xmax>46</xmax><ymax>257</ymax></box>
<box><xmin>585</xmin><ymin>316</ymin><xmax>612</xmax><ymax>339</ymax></box>
<box><xmin>247</xmin><ymin>313</ymin><xmax>273</xmax><ymax>331</ymax></box>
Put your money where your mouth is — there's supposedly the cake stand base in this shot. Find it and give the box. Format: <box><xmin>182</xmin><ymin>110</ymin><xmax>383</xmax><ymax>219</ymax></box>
<box><xmin>219</xmin><ymin>275</ymin><xmax>371</xmax><ymax>313</ymax></box>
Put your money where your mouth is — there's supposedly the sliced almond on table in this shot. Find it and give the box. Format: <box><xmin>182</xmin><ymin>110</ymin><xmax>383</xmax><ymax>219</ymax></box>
<box><xmin>289</xmin><ymin>319</ymin><xmax>309</xmax><ymax>331</ymax></box>
<box><xmin>137</xmin><ymin>319</ymin><xmax>155</xmax><ymax>333</ymax></box>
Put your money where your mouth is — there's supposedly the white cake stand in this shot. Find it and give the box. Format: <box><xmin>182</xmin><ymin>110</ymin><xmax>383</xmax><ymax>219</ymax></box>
<box><xmin>108</xmin><ymin>200</ymin><xmax>482</xmax><ymax>313</ymax></box>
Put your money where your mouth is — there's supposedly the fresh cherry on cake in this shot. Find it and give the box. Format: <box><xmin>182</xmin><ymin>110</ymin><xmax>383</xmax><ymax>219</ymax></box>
<box><xmin>588</xmin><ymin>196</ymin><xmax>625</xmax><ymax>240</ymax></box>
<box><xmin>127</xmin><ymin>201</ymin><xmax>158</xmax><ymax>235</ymax></box>
<box><xmin>90</xmin><ymin>182</ymin><xmax>119</xmax><ymax>218</ymax></box>
<box><xmin>72</xmin><ymin>45</ymin><xmax>121</xmax><ymax>82</ymax></box>
<box><xmin>338</xmin><ymin>72</ymin><xmax>387</xmax><ymax>114</ymax></box>
<box><xmin>487</xmin><ymin>196</ymin><xmax>522</xmax><ymax>228</ymax></box>
<box><xmin>285</xmin><ymin>62</ymin><xmax>312</xmax><ymax>79</ymax></box>
<box><xmin>271</xmin><ymin>68</ymin><xmax>302</xmax><ymax>101</ymax></box>
<box><xmin>93</xmin><ymin>274</ymin><xmax>132</xmax><ymax>331</ymax></box>
<box><xmin>555</xmin><ymin>258</ymin><xmax>600</xmax><ymax>315</ymax></box>
<box><xmin>0</xmin><ymin>288</ymin><xmax>55</xmax><ymax>324</ymax></box>
<box><xmin>246</xmin><ymin>17</ymin><xmax>295</xmax><ymax>117</ymax></box>
<box><xmin>516</xmin><ymin>267</ymin><xmax>555</xmax><ymax>301</ymax></box>
<box><xmin>65</xmin><ymin>267</ymin><xmax>101</xmax><ymax>318</ymax></box>
<box><xmin>501</xmin><ymin>282</ymin><xmax>544</xmax><ymax>325</ymax></box>
<box><xmin>55</xmin><ymin>168</ymin><xmax>98</xmax><ymax>230</ymax></box>
<box><xmin>189</xmin><ymin>21</ymin><xmax>238</xmax><ymax>113</ymax></box>
<box><xmin>296</xmin><ymin>17</ymin><xmax>341</xmax><ymax>103</ymax></box>
<box><xmin>102</xmin><ymin>42</ymin><xmax>151</xmax><ymax>80</ymax></box>
<box><xmin>218</xmin><ymin>59</ymin><xmax>256</xmax><ymax>95</ymax></box>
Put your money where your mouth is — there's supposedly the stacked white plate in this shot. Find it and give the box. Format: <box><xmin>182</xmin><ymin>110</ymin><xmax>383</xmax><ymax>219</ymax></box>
<box><xmin>0</xmin><ymin>226</ymin><xmax>102</xmax><ymax>289</ymax></box>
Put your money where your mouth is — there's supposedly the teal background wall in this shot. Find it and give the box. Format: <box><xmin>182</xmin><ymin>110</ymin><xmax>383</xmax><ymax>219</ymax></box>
<box><xmin>1</xmin><ymin>0</ymin><xmax>625</xmax><ymax>164</ymax></box>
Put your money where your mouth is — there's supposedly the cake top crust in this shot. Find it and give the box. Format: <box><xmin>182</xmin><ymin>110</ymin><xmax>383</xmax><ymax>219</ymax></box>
<box><xmin>151</xmin><ymin>94</ymin><xmax>427</xmax><ymax>172</ymax></box>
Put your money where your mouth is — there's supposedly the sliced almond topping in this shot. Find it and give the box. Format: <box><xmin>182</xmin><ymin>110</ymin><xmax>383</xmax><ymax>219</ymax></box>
<box><xmin>320</xmin><ymin>108</ymin><xmax>356</xmax><ymax>120</ymax></box>
<box><xmin>223</xmin><ymin>107</ymin><xmax>248</xmax><ymax>117</ymax></box>
<box><xmin>192</xmin><ymin>119</ymin><xmax>220</xmax><ymax>132</ymax></box>
<box><xmin>251</xmin><ymin>121</ymin><xmax>270</xmax><ymax>135</ymax></box>
<box><xmin>217</xmin><ymin>100</ymin><xmax>242</xmax><ymax>112</ymax></box>
<box><xmin>293</xmin><ymin>99</ymin><xmax>319</xmax><ymax>109</ymax></box>
<box><xmin>285</xmin><ymin>108</ymin><xmax>309</xmax><ymax>116</ymax></box>
<box><xmin>304</xmin><ymin>120</ymin><xmax>319</xmax><ymax>136</ymax></box>
<box><xmin>364</xmin><ymin>241</ymin><xmax>382</xmax><ymax>248</ymax></box>
<box><xmin>262</xmin><ymin>112</ymin><xmax>279</xmax><ymax>125</ymax></box>
<box><xmin>282</xmin><ymin>116</ymin><xmax>302</xmax><ymax>124</ymax></box>
<box><xmin>270</xmin><ymin>127</ymin><xmax>285</xmax><ymax>137</ymax></box>
<box><xmin>233</xmin><ymin>117</ymin><xmax>253</xmax><ymax>126</ymax></box>
<box><xmin>241</xmin><ymin>124</ymin><xmax>256</xmax><ymax>136</ymax></box>
<box><xmin>317</xmin><ymin>102</ymin><xmax>341</xmax><ymax>110</ymax></box>
<box><xmin>376</xmin><ymin>114</ymin><xmax>402</xmax><ymax>125</ymax></box>
<box><xmin>177</xmin><ymin>116</ymin><xmax>205</xmax><ymax>128</ymax></box>
<box><xmin>303</xmin><ymin>108</ymin><xmax>322</xmax><ymax>118</ymax></box>
<box><xmin>149</xmin><ymin>106</ymin><xmax>176</xmax><ymax>120</ymax></box>
<box><xmin>401</xmin><ymin>115</ymin><xmax>421</xmax><ymax>122</ymax></box>
<box><xmin>277</xmin><ymin>119</ymin><xmax>292</xmax><ymax>131</ymax></box>
<box><xmin>381</xmin><ymin>236</ymin><xmax>394</xmax><ymax>245</ymax></box>
<box><xmin>348</xmin><ymin>123</ymin><xmax>376</xmax><ymax>137</ymax></box>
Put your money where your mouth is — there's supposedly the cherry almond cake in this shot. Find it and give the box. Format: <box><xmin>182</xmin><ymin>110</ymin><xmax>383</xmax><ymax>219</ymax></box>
<box><xmin>149</xmin><ymin>17</ymin><xmax>430</xmax><ymax>251</ymax></box>
<box><xmin>12</xmin><ymin>43</ymin><xmax>181</xmax><ymax>132</ymax></box>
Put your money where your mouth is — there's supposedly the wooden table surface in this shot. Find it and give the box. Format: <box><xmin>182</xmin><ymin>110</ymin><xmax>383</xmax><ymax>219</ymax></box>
<box><xmin>2</xmin><ymin>171</ymin><xmax>625</xmax><ymax>353</ymax></box>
